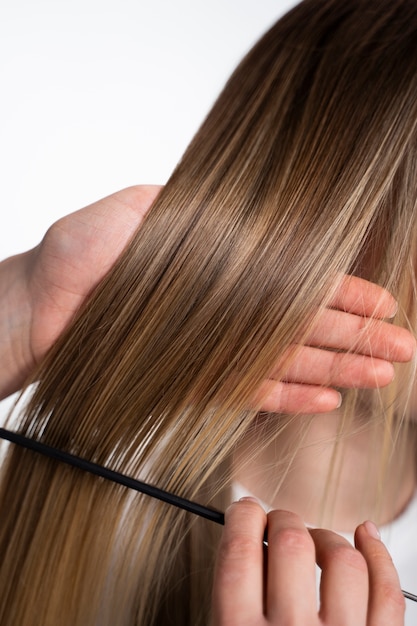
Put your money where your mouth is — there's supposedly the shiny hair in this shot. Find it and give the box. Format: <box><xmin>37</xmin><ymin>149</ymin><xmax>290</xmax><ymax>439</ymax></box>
<box><xmin>2</xmin><ymin>0</ymin><xmax>417</xmax><ymax>623</ymax></box>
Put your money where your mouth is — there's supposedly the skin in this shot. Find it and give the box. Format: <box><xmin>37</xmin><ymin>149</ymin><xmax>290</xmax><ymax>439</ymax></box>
<box><xmin>234</xmin><ymin>407</ymin><xmax>417</xmax><ymax>531</ymax></box>
<box><xmin>212</xmin><ymin>499</ymin><xmax>405</xmax><ymax>625</ymax></box>
<box><xmin>0</xmin><ymin>186</ymin><xmax>161</xmax><ymax>399</ymax></box>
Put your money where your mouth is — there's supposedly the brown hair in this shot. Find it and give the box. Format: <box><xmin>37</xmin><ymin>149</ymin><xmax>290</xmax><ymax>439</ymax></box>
<box><xmin>2</xmin><ymin>0</ymin><xmax>417</xmax><ymax>623</ymax></box>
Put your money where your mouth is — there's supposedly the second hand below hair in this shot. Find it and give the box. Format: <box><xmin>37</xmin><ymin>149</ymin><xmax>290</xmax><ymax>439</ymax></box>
<box><xmin>0</xmin><ymin>426</ymin><xmax>416</xmax><ymax>604</ymax></box>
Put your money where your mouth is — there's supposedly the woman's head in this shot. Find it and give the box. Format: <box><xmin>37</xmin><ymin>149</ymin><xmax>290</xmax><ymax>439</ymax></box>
<box><xmin>2</xmin><ymin>1</ymin><xmax>417</xmax><ymax>624</ymax></box>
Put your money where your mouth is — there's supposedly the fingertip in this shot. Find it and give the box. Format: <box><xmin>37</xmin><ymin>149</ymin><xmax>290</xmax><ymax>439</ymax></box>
<box><xmin>314</xmin><ymin>389</ymin><xmax>342</xmax><ymax>412</ymax></box>
<box><xmin>394</xmin><ymin>332</ymin><xmax>416</xmax><ymax>363</ymax></box>
<box><xmin>363</xmin><ymin>520</ymin><xmax>381</xmax><ymax>540</ymax></box>
<box><xmin>257</xmin><ymin>381</ymin><xmax>343</xmax><ymax>414</ymax></box>
<box><xmin>293</xmin><ymin>387</ymin><xmax>343</xmax><ymax>413</ymax></box>
<box><xmin>333</xmin><ymin>275</ymin><xmax>398</xmax><ymax>318</ymax></box>
<box><xmin>385</xmin><ymin>297</ymin><xmax>398</xmax><ymax>319</ymax></box>
<box><xmin>225</xmin><ymin>497</ymin><xmax>265</xmax><ymax>519</ymax></box>
<box><xmin>223</xmin><ymin>499</ymin><xmax>268</xmax><ymax>553</ymax></box>
<box><xmin>354</xmin><ymin>520</ymin><xmax>381</xmax><ymax>548</ymax></box>
<box><xmin>367</xmin><ymin>286</ymin><xmax>397</xmax><ymax>319</ymax></box>
<box><xmin>372</xmin><ymin>359</ymin><xmax>395</xmax><ymax>387</ymax></box>
<box><xmin>239</xmin><ymin>496</ymin><xmax>263</xmax><ymax>505</ymax></box>
<box><xmin>354</xmin><ymin>520</ymin><xmax>405</xmax><ymax>621</ymax></box>
<box><xmin>406</xmin><ymin>334</ymin><xmax>417</xmax><ymax>360</ymax></box>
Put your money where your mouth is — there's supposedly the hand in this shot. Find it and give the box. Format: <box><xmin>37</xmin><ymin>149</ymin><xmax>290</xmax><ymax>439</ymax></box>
<box><xmin>255</xmin><ymin>275</ymin><xmax>416</xmax><ymax>413</ymax></box>
<box><xmin>212</xmin><ymin>499</ymin><xmax>405</xmax><ymax>625</ymax></box>
<box><xmin>26</xmin><ymin>185</ymin><xmax>162</xmax><ymax>363</ymax></box>
<box><xmin>1</xmin><ymin>186</ymin><xmax>161</xmax><ymax>398</ymax></box>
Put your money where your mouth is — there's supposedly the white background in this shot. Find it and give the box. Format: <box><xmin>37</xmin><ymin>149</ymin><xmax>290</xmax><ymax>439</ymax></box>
<box><xmin>1</xmin><ymin>0</ymin><xmax>297</xmax><ymax>260</ymax></box>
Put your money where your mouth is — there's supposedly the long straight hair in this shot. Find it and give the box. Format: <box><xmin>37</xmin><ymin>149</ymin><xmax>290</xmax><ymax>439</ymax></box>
<box><xmin>2</xmin><ymin>1</ymin><xmax>417</xmax><ymax>623</ymax></box>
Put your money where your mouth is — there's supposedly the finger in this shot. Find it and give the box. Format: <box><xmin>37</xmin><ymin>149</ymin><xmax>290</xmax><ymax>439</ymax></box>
<box><xmin>254</xmin><ymin>379</ymin><xmax>342</xmax><ymax>413</ymax></box>
<box><xmin>266</xmin><ymin>510</ymin><xmax>317</xmax><ymax>622</ymax></box>
<box><xmin>328</xmin><ymin>275</ymin><xmax>398</xmax><ymax>318</ymax></box>
<box><xmin>212</xmin><ymin>499</ymin><xmax>266</xmax><ymax>625</ymax></box>
<box><xmin>310</xmin><ymin>528</ymin><xmax>369</xmax><ymax>625</ymax></box>
<box><xmin>354</xmin><ymin>522</ymin><xmax>405</xmax><ymax>626</ymax></box>
<box><xmin>305</xmin><ymin>308</ymin><xmax>415</xmax><ymax>362</ymax></box>
<box><xmin>276</xmin><ymin>345</ymin><xmax>395</xmax><ymax>388</ymax></box>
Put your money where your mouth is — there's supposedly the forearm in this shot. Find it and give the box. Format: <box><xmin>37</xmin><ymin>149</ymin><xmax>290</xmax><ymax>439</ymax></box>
<box><xmin>0</xmin><ymin>251</ymin><xmax>33</xmax><ymax>400</ymax></box>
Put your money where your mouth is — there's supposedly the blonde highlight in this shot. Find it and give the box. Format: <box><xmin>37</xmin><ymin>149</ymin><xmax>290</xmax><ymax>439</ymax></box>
<box><xmin>2</xmin><ymin>1</ymin><xmax>417</xmax><ymax>623</ymax></box>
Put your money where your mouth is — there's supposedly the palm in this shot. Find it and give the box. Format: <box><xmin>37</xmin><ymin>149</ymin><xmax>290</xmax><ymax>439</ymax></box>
<box><xmin>27</xmin><ymin>185</ymin><xmax>161</xmax><ymax>362</ymax></box>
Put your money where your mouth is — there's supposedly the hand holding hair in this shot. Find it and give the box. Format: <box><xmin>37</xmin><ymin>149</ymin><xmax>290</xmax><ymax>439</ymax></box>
<box><xmin>212</xmin><ymin>499</ymin><xmax>405</xmax><ymax>625</ymax></box>
<box><xmin>0</xmin><ymin>185</ymin><xmax>161</xmax><ymax>399</ymax></box>
<box><xmin>255</xmin><ymin>274</ymin><xmax>415</xmax><ymax>413</ymax></box>
<box><xmin>1</xmin><ymin>188</ymin><xmax>414</xmax><ymax>408</ymax></box>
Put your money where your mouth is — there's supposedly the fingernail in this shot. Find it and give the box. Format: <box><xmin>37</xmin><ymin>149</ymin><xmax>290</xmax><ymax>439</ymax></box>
<box><xmin>239</xmin><ymin>496</ymin><xmax>259</xmax><ymax>504</ymax></box>
<box><xmin>336</xmin><ymin>392</ymin><xmax>342</xmax><ymax>408</ymax></box>
<box><xmin>364</xmin><ymin>520</ymin><xmax>381</xmax><ymax>540</ymax></box>
<box><xmin>387</xmin><ymin>300</ymin><xmax>398</xmax><ymax>318</ymax></box>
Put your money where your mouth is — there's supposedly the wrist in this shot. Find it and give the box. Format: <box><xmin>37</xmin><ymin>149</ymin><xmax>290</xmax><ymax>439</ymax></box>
<box><xmin>0</xmin><ymin>250</ymin><xmax>35</xmax><ymax>399</ymax></box>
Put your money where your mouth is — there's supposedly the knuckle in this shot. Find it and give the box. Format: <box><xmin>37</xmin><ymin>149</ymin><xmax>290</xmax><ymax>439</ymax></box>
<box><xmin>216</xmin><ymin>534</ymin><xmax>260</xmax><ymax>585</ymax></box>
<box><xmin>219</xmin><ymin>533</ymin><xmax>260</xmax><ymax>564</ymax></box>
<box><xmin>328</xmin><ymin>544</ymin><xmax>368</xmax><ymax>573</ymax></box>
<box><xmin>268</xmin><ymin>510</ymin><xmax>314</xmax><ymax>555</ymax></box>
<box><xmin>272</xmin><ymin>526</ymin><xmax>313</xmax><ymax>554</ymax></box>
